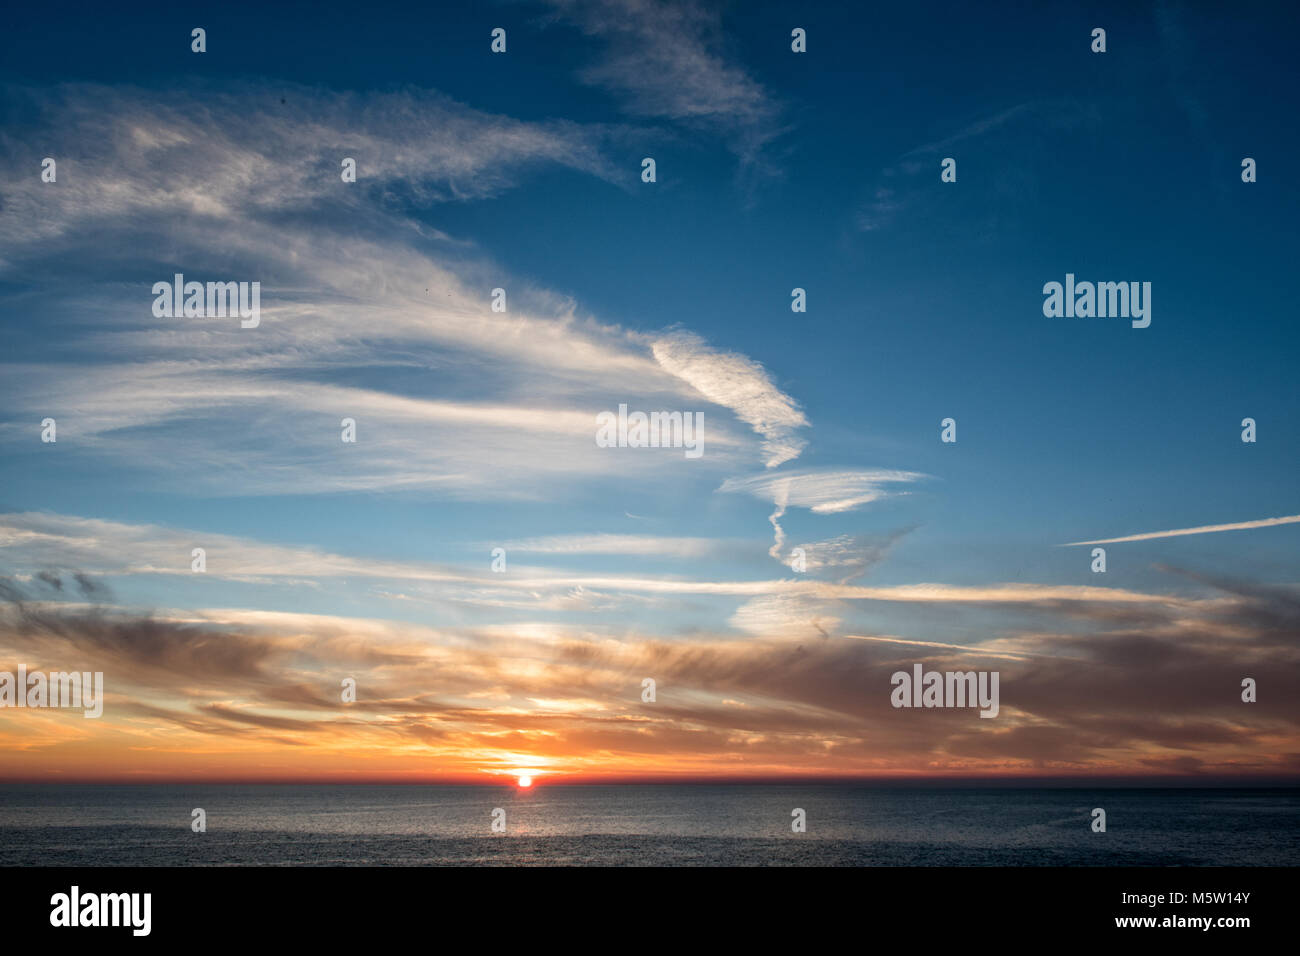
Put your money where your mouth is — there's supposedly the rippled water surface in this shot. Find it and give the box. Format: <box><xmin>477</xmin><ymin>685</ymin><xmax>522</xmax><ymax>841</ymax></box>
<box><xmin>2</xmin><ymin>785</ymin><xmax>1295</xmax><ymax>866</ymax></box>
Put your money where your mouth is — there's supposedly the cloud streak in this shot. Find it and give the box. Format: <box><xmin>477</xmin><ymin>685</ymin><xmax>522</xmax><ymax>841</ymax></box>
<box><xmin>0</xmin><ymin>511</ymin><xmax>1204</xmax><ymax>611</ymax></box>
<box><xmin>542</xmin><ymin>0</ymin><xmax>786</xmax><ymax>173</ymax></box>
<box><xmin>1060</xmin><ymin>514</ymin><xmax>1300</xmax><ymax>547</ymax></box>
<box><xmin>719</xmin><ymin>468</ymin><xmax>927</xmax><ymax>513</ymax></box>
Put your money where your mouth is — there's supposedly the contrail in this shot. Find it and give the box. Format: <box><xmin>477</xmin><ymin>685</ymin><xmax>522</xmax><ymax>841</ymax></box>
<box><xmin>1059</xmin><ymin>514</ymin><xmax>1300</xmax><ymax>547</ymax></box>
<box><xmin>767</xmin><ymin>477</ymin><xmax>792</xmax><ymax>561</ymax></box>
<box><xmin>767</xmin><ymin>502</ymin><xmax>787</xmax><ymax>560</ymax></box>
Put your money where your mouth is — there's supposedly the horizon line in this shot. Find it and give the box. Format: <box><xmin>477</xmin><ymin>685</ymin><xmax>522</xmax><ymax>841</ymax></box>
<box><xmin>4</xmin><ymin>775</ymin><xmax>1298</xmax><ymax>788</ymax></box>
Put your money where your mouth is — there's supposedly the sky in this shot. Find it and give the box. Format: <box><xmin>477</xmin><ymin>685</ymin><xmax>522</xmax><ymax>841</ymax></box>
<box><xmin>0</xmin><ymin>0</ymin><xmax>1297</xmax><ymax>784</ymax></box>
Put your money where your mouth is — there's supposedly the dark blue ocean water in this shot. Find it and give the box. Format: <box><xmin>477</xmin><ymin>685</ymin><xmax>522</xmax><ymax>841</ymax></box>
<box><xmin>1</xmin><ymin>785</ymin><xmax>1295</xmax><ymax>866</ymax></box>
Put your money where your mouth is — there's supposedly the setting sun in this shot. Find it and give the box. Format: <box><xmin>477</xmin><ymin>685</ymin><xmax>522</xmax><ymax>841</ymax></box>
<box><xmin>517</xmin><ymin>775</ymin><xmax>532</xmax><ymax>788</ymax></box>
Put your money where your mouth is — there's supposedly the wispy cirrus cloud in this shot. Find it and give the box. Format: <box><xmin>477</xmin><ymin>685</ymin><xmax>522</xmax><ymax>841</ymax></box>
<box><xmin>794</xmin><ymin>530</ymin><xmax>914</xmax><ymax>583</ymax></box>
<box><xmin>540</xmin><ymin>0</ymin><xmax>786</xmax><ymax>173</ymax></box>
<box><xmin>498</xmin><ymin>533</ymin><xmax>730</xmax><ymax>558</ymax></box>
<box><xmin>855</xmin><ymin>99</ymin><xmax>1090</xmax><ymax>232</ymax></box>
<box><xmin>0</xmin><ymin>82</ymin><xmax>803</xmax><ymax>497</ymax></box>
<box><xmin>0</xmin><ymin>82</ymin><xmax>630</xmax><ymax>255</ymax></box>
<box><xmin>719</xmin><ymin>468</ymin><xmax>927</xmax><ymax>513</ymax></box>
<box><xmin>653</xmin><ymin>330</ymin><xmax>808</xmax><ymax>468</ymax></box>
<box><xmin>728</xmin><ymin>591</ymin><xmax>841</xmax><ymax>639</ymax></box>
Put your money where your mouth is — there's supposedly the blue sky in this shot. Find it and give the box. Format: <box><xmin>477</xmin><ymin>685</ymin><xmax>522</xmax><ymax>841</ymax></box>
<box><xmin>0</xmin><ymin>0</ymin><xmax>1297</xmax><ymax>780</ymax></box>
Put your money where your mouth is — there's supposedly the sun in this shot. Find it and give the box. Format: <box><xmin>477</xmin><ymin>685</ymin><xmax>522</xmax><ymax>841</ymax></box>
<box><xmin>517</xmin><ymin>775</ymin><xmax>533</xmax><ymax>788</ymax></box>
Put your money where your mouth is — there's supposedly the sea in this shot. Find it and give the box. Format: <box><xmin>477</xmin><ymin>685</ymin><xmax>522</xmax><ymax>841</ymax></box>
<box><xmin>1</xmin><ymin>785</ymin><xmax>1296</xmax><ymax>866</ymax></box>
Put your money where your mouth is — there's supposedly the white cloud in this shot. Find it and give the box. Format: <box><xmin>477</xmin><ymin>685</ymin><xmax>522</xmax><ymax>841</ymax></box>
<box><xmin>499</xmin><ymin>534</ymin><xmax>727</xmax><ymax>558</ymax></box>
<box><xmin>653</xmin><ymin>330</ymin><xmax>808</xmax><ymax>467</ymax></box>
<box><xmin>729</xmin><ymin>592</ymin><xmax>841</xmax><ymax>639</ymax></box>
<box><xmin>719</xmin><ymin>468</ymin><xmax>927</xmax><ymax>513</ymax></box>
<box><xmin>542</xmin><ymin>0</ymin><xmax>784</xmax><ymax>169</ymax></box>
<box><xmin>795</xmin><ymin>532</ymin><xmax>908</xmax><ymax>582</ymax></box>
